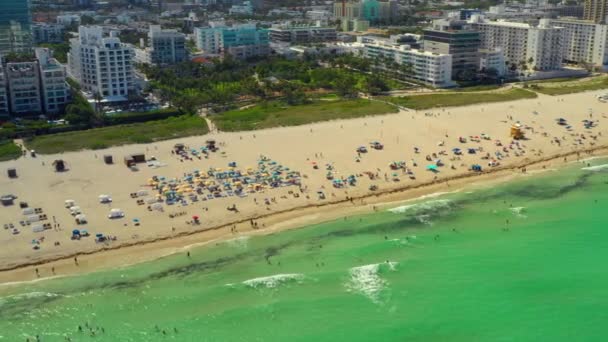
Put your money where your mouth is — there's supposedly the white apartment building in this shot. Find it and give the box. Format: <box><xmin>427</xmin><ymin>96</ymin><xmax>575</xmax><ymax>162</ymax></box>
<box><xmin>135</xmin><ymin>25</ymin><xmax>187</xmax><ymax>66</ymax></box>
<box><xmin>479</xmin><ymin>48</ymin><xmax>506</xmax><ymax>76</ymax></box>
<box><xmin>355</xmin><ymin>39</ymin><xmax>453</xmax><ymax>87</ymax></box>
<box><xmin>470</xmin><ymin>16</ymin><xmax>564</xmax><ymax>72</ymax></box>
<box><xmin>551</xmin><ymin>18</ymin><xmax>608</xmax><ymax>67</ymax></box>
<box><xmin>68</xmin><ymin>26</ymin><xmax>135</xmax><ymax>101</ymax></box>
<box><xmin>6</xmin><ymin>60</ymin><xmax>42</xmax><ymax>115</ymax></box>
<box><xmin>35</xmin><ymin>48</ymin><xmax>69</xmax><ymax>115</ymax></box>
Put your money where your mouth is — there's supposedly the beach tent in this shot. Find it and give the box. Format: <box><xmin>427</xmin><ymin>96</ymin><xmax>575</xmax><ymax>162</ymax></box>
<box><xmin>65</xmin><ymin>199</ymin><xmax>75</xmax><ymax>208</ymax></box>
<box><xmin>145</xmin><ymin>197</ymin><xmax>158</xmax><ymax>204</ymax></box>
<box><xmin>75</xmin><ymin>214</ymin><xmax>87</xmax><ymax>224</ymax></box>
<box><xmin>22</xmin><ymin>208</ymin><xmax>34</xmax><ymax>216</ymax></box>
<box><xmin>70</xmin><ymin>206</ymin><xmax>81</xmax><ymax>215</ymax></box>
<box><xmin>98</xmin><ymin>194</ymin><xmax>112</xmax><ymax>203</ymax></box>
<box><xmin>108</xmin><ymin>208</ymin><xmax>125</xmax><ymax>219</ymax></box>
<box><xmin>32</xmin><ymin>224</ymin><xmax>45</xmax><ymax>233</ymax></box>
<box><xmin>151</xmin><ymin>203</ymin><xmax>163</xmax><ymax>211</ymax></box>
<box><xmin>27</xmin><ymin>214</ymin><xmax>40</xmax><ymax>223</ymax></box>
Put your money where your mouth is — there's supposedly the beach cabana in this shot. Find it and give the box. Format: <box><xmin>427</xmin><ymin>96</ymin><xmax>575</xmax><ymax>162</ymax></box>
<box><xmin>98</xmin><ymin>194</ymin><xmax>112</xmax><ymax>203</ymax></box>
<box><xmin>65</xmin><ymin>199</ymin><xmax>75</xmax><ymax>208</ymax></box>
<box><xmin>27</xmin><ymin>214</ymin><xmax>40</xmax><ymax>223</ymax></box>
<box><xmin>151</xmin><ymin>203</ymin><xmax>163</xmax><ymax>211</ymax></box>
<box><xmin>75</xmin><ymin>214</ymin><xmax>87</xmax><ymax>224</ymax></box>
<box><xmin>32</xmin><ymin>224</ymin><xmax>45</xmax><ymax>233</ymax></box>
<box><xmin>69</xmin><ymin>206</ymin><xmax>81</xmax><ymax>216</ymax></box>
<box><xmin>22</xmin><ymin>208</ymin><xmax>34</xmax><ymax>216</ymax></box>
<box><xmin>108</xmin><ymin>208</ymin><xmax>125</xmax><ymax>219</ymax></box>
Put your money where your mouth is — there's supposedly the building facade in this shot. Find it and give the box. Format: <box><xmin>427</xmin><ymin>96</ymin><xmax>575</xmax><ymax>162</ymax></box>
<box><xmin>551</xmin><ymin>18</ymin><xmax>608</xmax><ymax>67</ymax></box>
<box><xmin>357</xmin><ymin>39</ymin><xmax>453</xmax><ymax>87</ymax></box>
<box><xmin>194</xmin><ymin>24</ymin><xmax>269</xmax><ymax>59</ymax></box>
<box><xmin>584</xmin><ymin>0</ymin><xmax>608</xmax><ymax>23</ymax></box>
<box><xmin>35</xmin><ymin>48</ymin><xmax>69</xmax><ymax>115</ymax></box>
<box><xmin>423</xmin><ymin>19</ymin><xmax>480</xmax><ymax>80</ymax></box>
<box><xmin>68</xmin><ymin>26</ymin><xmax>135</xmax><ymax>101</ymax></box>
<box><xmin>135</xmin><ymin>25</ymin><xmax>187</xmax><ymax>66</ymax></box>
<box><xmin>269</xmin><ymin>24</ymin><xmax>337</xmax><ymax>43</ymax></box>
<box><xmin>6</xmin><ymin>60</ymin><xmax>42</xmax><ymax>115</ymax></box>
<box><xmin>0</xmin><ymin>65</ymin><xmax>8</xmax><ymax>118</ymax></box>
<box><xmin>333</xmin><ymin>0</ymin><xmax>397</xmax><ymax>22</ymax></box>
<box><xmin>32</xmin><ymin>23</ymin><xmax>65</xmax><ymax>44</ymax></box>
<box><xmin>0</xmin><ymin>0</ymin><xmax>33</xmax><ymax>54</ymax></box>
<box><xmin>470</xmin><ymin>16</ymin><xmax>563</xmax><ymax>72</ymax></box>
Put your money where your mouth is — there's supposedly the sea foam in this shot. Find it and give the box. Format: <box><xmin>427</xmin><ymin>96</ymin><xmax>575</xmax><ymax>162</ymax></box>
<box><xmin>388</xmin><ymin>199</ymin><xmax>453</xmax><ymax>225</ymax></box>
<box><xmin>510</xmin><ymin>207</ymin><xmax>527</xmax><ymax>218</ymax></box>
<box><xmin>346</xmin><ymin>261</ymin><xmax>397</xmax><ymax>304</ymax></box>
<box><xmin>242</xmin><ymin>273</ymin><xmax>304</xmax><ymax>289</ymax></box>
<box><xmin>581</xmin><ymin>163</ymin><xmax>608</xmax><ymax>172</ymax></box>
<box><xmin>388</xmin><ymin>199</ymin><xmax>452</xmax><ymax>214</ymax></box>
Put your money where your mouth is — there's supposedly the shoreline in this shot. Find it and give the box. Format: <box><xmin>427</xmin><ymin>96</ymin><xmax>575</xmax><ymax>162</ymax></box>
<box><xmin>0</xmin><ymin>144</ymin><xmax>603</xmax><ymax>286</ymax></box>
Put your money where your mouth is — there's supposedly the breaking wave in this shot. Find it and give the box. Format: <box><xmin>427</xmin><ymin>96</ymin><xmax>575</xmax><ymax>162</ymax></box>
<box><xmin>581</xmin><ymin>163</ymin><xmax>608</xmax><ymax>172</ymax></box>
<box><xmin>510</xmin><ymin>207</ymin><xmax>527</xmax><ymax>218</ymax></box>
<box><xmin>242</xmin><ymin>273</ymin><xmax>304</xmax><ymax>289</ymax></box>
<box><xmin>346</xmin><ymin>261</ymin><xmax>398</xmax><ymax>304</ymax></box>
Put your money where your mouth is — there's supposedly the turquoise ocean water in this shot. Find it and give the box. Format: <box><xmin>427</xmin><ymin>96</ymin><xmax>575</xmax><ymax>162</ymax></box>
<box><xmin>2</xmin><ymin>159</ymin><xmax>608</xmax><ymax>341</ymax></box>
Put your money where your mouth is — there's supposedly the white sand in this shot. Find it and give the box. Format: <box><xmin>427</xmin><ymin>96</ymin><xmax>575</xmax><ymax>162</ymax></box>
<box><xmin>0</xmin><ymin>89</ymin><xmax>606</xmax><ymax>282</ymax></box>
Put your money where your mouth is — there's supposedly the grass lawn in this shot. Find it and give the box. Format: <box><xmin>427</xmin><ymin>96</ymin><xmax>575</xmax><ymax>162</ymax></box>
<box><xmin>0</xmin><ymin>140</ymin><xmax>21</xmax><ymax>161</ymax></box>
<box><xmin>25</xmin><ymin>115</ymin><xmax>209</xmax><ymax>154</ymax></box>
<box><xmin>452</xmin><ymin>84</ymin><xmax>503</xmax><ymax>92</ymax></box>
<box><xmin>380</xmin><ymin>88</ymin><xmax>537</xmax><ymax>110</ymax></box>
<box><xmin>212</xmin><ymin>99</ymin><xmax>399</xmax><ymax>132</ymax></box>
<box><xmin>528</xmin><ymin>76</ymin><xmax>608</xmax><ymax>95</ymax></box>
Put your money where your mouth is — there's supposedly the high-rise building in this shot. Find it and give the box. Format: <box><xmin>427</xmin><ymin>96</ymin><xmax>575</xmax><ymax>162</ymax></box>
<box><xmin>35</xmin><ymin>48</ymin><xmax>69</xmax><ymax>115</ymax></box>
<box><xmin>32</xmin><ymin>23</ymin><xmax>65</xmax><ymax>44</ymax></box>
<box><xmin>68</xmin><ymin>26</ymin><xmax>135</xmax><ymax>101</ymax></box>
<box><xmin>423</xmin><ymin>18</ymin><xmax>480</xmax><ymax>80</ymax></box>
<box><xmin>194</xmin><ymin>23</ymin><xmax>269</xmax><ymax>59</ymax></box>
<box><xmin>0</xmin><ymin>48</ymin><xmax>68</xmax><ymax>117</ymax></box>
<box><xmin>135</xmin><ymin>25</ymin><xmax>188</xmax><ymax>66</ymax></box>
<box><xmin>6</xmin><ymin>59</ymin><xmax>42</xmax><ymax>115</ymax></box>
<box><xmin>0</xmin><ymin>65</ymin><xmax>8</xmax><ymax>118</ymax></box>
<box><xmin>355</xmin><ymin>37</ymin><xmax>453</xmax><ymax>87</ymax></box>
<box><xmin>0</xmin><ymin>0</ymin><xmax>33</xmax><ymax>54</ymax></box>
<box><xmin>551</xmin><ymin>18</ymin><xmax>608</xmax><ymax>68</ymax></box>
<box><xmin>470</xmin><ymin>16</ymin><xmax>564</xmax><ymax>72</ymax></box>
<box><xmin>333</xmin><ymin>0</ymin><xmax>397</xmax><ymax>22</ymax></box>
<box><xmin>269</xmin><ymin>23</ymin><xmax>337</xmax><ymax>44</ymax></box>
<box><xmin>583</xmin><ymin>0</ymin><xmax>608</xmax><ymax>24</ymax></box>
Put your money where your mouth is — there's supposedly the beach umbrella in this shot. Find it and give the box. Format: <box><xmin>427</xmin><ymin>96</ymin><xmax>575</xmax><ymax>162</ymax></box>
<box><xmin>72</xmin><ymin>229</ymin><xmax>80</xmax><ymax>235</ymax></box>
<box><xmin>426</xmin><ymin>164</ymin><xmax>438</xmax><ymax>171</ymax></box>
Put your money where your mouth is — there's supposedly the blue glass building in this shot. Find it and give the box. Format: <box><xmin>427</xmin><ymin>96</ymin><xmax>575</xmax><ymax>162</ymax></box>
<box><xmin>0</xmin><ymin>0</ymin><xmax>33</xmax><ymax>54</ymax></box>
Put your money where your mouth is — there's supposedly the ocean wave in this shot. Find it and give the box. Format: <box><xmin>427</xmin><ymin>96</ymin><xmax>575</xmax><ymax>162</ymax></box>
<box><xmin>224</xmin><ymin>236</ymin><xmax>250</xmax><ymax>249</ymax></box>
<box><xmin>346</xmin><ymin>261</ymin><xmax>397</xmax><ymax>303</ymax></box>
<box><xmin>0</xmin><ymin>292</ymin><xmax>63</xmax><ymax>308</ymax></box>
<box><xmin>510</xmin><ymin>207</ymin><xmax>527</xmax><ymax>218</ymax></box>
<box><xmin>388</xmin><ymin>199</ymin><xmax>453</xmax><ymax>225</ymax></box>
<box><xmin>581</xmin><ymin>163</ymin><xmax>608</xmax><ymax>171</ymax></box>
<box><xmin>388</xmin><ymin>199</ymin><xmax>452</xmax><ymax>214</ymax></box>
<box><xmin>242</xmin><ymin>273</ymin><xmax>304</xmax><ymax>289</ymax></box>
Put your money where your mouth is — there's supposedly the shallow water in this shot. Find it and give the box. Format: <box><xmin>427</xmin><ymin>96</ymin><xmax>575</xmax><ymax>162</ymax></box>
<box><xmin>2</xmin><ymin>160</ymin><xmax>608</xmax><ymax>341</ymax></box>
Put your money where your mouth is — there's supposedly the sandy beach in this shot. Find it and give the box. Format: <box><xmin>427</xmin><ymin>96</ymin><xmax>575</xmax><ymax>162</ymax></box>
<box><xmin>1</xmin><ymin>89</ymin><xmax>607</xmax><ymax>284</ymax></box>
